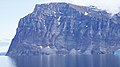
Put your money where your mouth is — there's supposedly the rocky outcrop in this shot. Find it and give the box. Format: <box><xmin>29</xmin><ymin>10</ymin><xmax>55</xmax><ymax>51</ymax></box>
<box><xmin>6</xmin><ymin>2</ymin><xmax>120</xmax><ymax>56</ymax></box>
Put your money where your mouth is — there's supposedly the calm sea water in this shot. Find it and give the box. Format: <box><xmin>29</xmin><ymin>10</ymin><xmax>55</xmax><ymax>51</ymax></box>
<box><xmin>0</xmin><ymin>55</ymin><xmax>120</xmax><ymax>67</ymax></box>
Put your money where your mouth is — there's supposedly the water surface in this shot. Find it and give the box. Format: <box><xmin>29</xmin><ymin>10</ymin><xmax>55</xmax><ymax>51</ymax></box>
<box><xmin>0</xmin><ymin>55</ymin><xmax>120</xmax><ymax>67</ymax></box>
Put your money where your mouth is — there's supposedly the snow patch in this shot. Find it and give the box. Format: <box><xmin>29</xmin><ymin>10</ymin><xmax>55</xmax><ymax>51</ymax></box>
<box><xmin>57</xmin><ymin>16</ymin><xmax>61</xmax><ymax>25</ymax></box>
<box><xmin>40</xmin><ymin>46</ymin><xmax>43</xmax><ymax>49</ymax></box>
<box><xmin>86</xmin><ymin>25</ymin><xmax>88</xmax><ymax>27</ymax></box>
<box><xmin>84</xmin><ymin>12</ymin><xmax>88</xmax><ymax>15</ymax></box>
<box><xmin>53</xmin><ymin>11</ymin><xmax>56</xmax><ymax>14</ymax></box>
<box><xmin>46</xmin><ymin>46</ymin><xmax>50</xmax><ymax>48</ymax></box>
<box><xmin>58</xmin><ymin>22</ymin><xmax>60</xmax><ymax>25</ymax></box>
<box><xmin>58</xmin><ymin>16</ymin><xmax>61</xmax><ymax>21</ymax></box>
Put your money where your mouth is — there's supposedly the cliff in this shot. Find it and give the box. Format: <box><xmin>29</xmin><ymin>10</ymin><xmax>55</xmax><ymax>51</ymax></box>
<box><xmin>7</xmin><ymin>3</ymin><xmax>120</xmax><ymax>56</ymax></box>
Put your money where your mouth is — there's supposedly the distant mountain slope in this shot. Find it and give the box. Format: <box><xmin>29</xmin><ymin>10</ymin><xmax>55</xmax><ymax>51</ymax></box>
<box><xmin>6</xmin><ymin>2</ymin><xmax>120</xmax><ymax>56</ymax></box>
<box><xmin>0</xmin><ymin>52</ymin><xmax>6</xmax><ymax>56</ymax></box>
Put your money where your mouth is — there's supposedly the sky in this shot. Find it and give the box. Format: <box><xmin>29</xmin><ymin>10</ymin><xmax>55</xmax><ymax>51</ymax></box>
<box><xmin>0</xmin><ymin>0</ymin><xmax>120</xmax><ymax>52</ymax></box>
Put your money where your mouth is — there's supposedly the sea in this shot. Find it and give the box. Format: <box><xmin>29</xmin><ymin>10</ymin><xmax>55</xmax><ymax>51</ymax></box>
<box><xmin>0</xmin><ymin>55</ymin><xmax>120</xmax><ymax>67</ymax></box>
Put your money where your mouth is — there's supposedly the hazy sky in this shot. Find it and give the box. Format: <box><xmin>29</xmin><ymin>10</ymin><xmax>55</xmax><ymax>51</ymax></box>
<box><xmin>0</xmin><ymin>0</ymin><xmax>120</xmax><ymax>52</ymax></box>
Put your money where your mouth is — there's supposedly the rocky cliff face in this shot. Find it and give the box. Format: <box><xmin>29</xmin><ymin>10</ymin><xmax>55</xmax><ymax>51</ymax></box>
<box><xmin>6</xmin><ymin>3</ymin><xmax>120</xmax><ymax>56</ymax></box>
